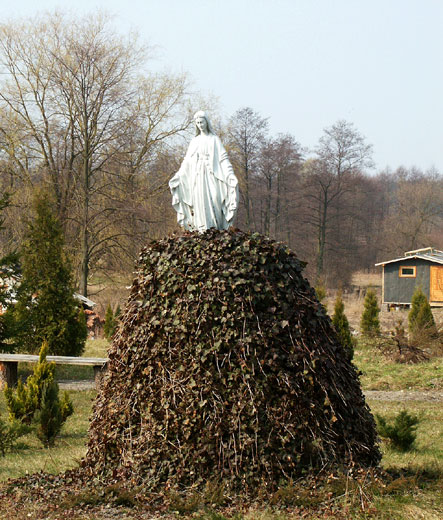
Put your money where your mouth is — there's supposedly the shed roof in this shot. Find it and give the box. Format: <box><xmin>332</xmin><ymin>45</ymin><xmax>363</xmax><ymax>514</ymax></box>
<box><xmin>375</xmin><ymin>247</ymin><xmax>443</xmax><ymax>267</ymax></box>
<box><xmin>74</xmin><ymin>293</ymin><xmax>96</xmax><ymax>309</ymax></box>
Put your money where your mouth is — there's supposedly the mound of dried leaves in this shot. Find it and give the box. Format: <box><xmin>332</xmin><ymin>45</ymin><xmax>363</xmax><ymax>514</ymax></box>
<box><xmin>84</xmin><ymin>229</ymin><xmax>380</xmax><ymax>491</ymax></box>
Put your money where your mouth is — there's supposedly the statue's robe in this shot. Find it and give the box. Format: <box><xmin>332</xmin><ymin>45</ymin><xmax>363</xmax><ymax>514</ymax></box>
<box><xmin>169</xmin><ymin>133</ymin><xmax>239</xmax><ymax>232</ymax></box>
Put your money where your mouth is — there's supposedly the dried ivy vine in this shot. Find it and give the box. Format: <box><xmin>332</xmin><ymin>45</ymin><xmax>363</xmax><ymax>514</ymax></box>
<box><xmin>84</xmin><ymin>229</ymin><xmax>380</xmax><ymax>492</ymax></box>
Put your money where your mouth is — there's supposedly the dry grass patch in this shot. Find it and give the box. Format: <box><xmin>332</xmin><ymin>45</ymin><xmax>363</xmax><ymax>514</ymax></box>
<box><xmin>82</xmin><ymin>338</ymin><xmax>110</xmax><ymax>358</ymax></box>
<box><xmin>87</xmin><ymin>272</ymin><xmax>131</xmax><ymax>317</ymax></box>
<box><xmin>353</xmin><ymin>337</ymin><xmax>442</xmax><ymax>391</ymax></box>
<box><xmin>367</xmin><ymin>400</ymin><xmax>443</xmax><ymax>471</ymax></box>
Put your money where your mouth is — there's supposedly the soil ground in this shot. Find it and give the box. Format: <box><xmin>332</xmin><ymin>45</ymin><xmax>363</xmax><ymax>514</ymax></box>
<box><xmin>364</xmin><ymin>389</ymin><xmax>443</xmax><ymax>402</ymax></box>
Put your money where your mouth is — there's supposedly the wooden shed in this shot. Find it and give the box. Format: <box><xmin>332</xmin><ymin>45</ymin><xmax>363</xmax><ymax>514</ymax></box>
<box><xmin>375</xmin><ymin>248</ymin><xmax>443</xmax><ymax>308</ymax></box>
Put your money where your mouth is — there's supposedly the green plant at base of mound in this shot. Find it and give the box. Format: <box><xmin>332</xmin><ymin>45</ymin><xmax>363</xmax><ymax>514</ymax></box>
<box><xmin>84</xmin><ymin>229</ymin><xmax>380</xmax><ymax>493</ymax></box>
<box><xmin>0</xmin><ymin>416</ymin><xmax>32</xmax><ymax>456</ymax></box>
<box><xmin>4</xmin><ymin>341</ymin><xmax>73</xmax><ymax>446</ymax></box>
<box><xmin>4</xmin><ymin>341</ymin><xmax>55</xmax><ymax>424</ymax></box>
<box><xmin>332</xmin><ymin>291</ymin><xmax>354</xmax><ymax>361</ymax></box>
<box><xmin>375</xmin><ymin>410</ymin><xmax>420</xmax><ymax>452</ymax></box>
<box><xmin>34</xmin><ymin>379</ymin><xmax>74</xmax><ymax>446</ymax></box>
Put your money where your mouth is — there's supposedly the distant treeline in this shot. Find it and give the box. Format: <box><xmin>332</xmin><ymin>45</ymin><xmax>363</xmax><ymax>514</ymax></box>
<box><xmin>0</xmin><ymin>13</ymin><xmax>441</xmax><ymax>292</ymax></box>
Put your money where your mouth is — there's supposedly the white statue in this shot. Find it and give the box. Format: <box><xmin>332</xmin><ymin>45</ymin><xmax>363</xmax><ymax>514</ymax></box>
<box><xmin>169</xmin><ymin>111</ymin><xmax>239</xmax><ymax>232</ymax></box>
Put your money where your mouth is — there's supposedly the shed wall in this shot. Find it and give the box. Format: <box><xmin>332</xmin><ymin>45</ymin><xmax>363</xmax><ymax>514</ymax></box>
<box><xmin>383</xmin><ymin>258</ymin><xmax>430</xmax><ymax>303</ymax></box>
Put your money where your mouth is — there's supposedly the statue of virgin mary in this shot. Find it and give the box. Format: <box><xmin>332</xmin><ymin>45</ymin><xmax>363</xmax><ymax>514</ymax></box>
<box><xmin>169</xmin><ymin>111</ymin><xmax>239</xmax><ymax>232</ymax></box>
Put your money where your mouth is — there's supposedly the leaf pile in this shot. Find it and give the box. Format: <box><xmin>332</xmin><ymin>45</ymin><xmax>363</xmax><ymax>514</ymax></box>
<box><xmin>84</xmin><ymin>229</ymin><xmax>381</xmax><ymax>491</ymax></box>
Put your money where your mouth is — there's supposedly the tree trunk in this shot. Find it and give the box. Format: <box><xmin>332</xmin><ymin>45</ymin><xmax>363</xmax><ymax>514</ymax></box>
<box><xmin>316</xmin><ymin>188</ymin><xmax>328</xmax><ymax>280</ymax></box>
<box><xmin>274</xmin><ymin>170</ymin><xmax>281</xmax><ymax>239</ymax></box>
<box><xmin>244</xmin><ymin>158</ymin><xmax>250</xmax><ymax>230</ymax></box>
<box><xmin>80</xmin><ymin>139</ymin><xmax>90</xmax><ymax>297</ymax></box>
<box><xmin>264</xmin><ymin>175</ymin><xmax>272</xmax><ymax>236</ymax></box>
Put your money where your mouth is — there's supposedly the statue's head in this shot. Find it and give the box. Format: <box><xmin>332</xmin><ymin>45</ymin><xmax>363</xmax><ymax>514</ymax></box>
<box><xmin>194</xmin><ymin>110</ymin><xmax>215</xmax><ymax>136</ymax></box>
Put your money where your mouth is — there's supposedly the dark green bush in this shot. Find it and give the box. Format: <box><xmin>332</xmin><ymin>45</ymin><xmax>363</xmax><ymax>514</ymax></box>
<box><xmin>408</xmin><ymin>287</ymin><xmax>427</xmax><ymax>332</ymax></box>
<box><xmin>12</xmin><ymin>192</ymin><xmax>87</xmax><ymax>355</ymax></box>
<box><xmin>104</xmin><ymin>304</ymin><xmax>116</xmax><ymax>340</ymax></box>
<box><xmin>0</xmin><ymin>416</ymin><xmax>31</xmax><ymax>456</ymax></box>
<box><xmin>34</xmin><ymin>380</ymin><xmax>73</xmax><ymax>446</ymax></box>
<box><xmin>360</xmin><ymin>288</ymin><xmax>380</xmax><ymax>336</ymax></box>
<box><xmin>409</xmin><ymin>287</ymin><xmax>436</xmax><ymax>338</ymax></box>
<box><xmin>4</xmin><ymin>342</ymin><xmax>73</xmax><ymax>446</ymax></box>
<box><xmin>332</xmin><ymin>291</ymin><xmax>354</xmax><ymax>361</ymax></box>
<box><xmin>376</xmin><ymin>410</ymin><xmax>420</xmax><ymax>451</ymax></box>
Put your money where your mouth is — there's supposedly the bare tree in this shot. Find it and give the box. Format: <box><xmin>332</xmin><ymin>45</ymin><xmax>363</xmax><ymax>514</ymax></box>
<box><xmin>0</xmin><ymin>13</ymin><xmax>193</xmax><ymax>296</ymax></box>
<box><xmin>104</xmin><ymin>73</ymin><xmax>193</xmax><ymax>261</ymax></box>
<box><xmin>227</xmin><ymin>107</ymin><xmax>268</xmax><ymax>230</ymax></box>
<box><xmin>256</xmin><ymin>133</ymin><xmax>302</xmax><ymax>237</ymax></box>
<box><xmin>301</xmin><ymin>120</ymin><xmax>373</xmax><ymax>282</ymax></box>
<box><xmin>382</xmin><ymin>167</ymin><xmax>443</xmax><ymax>254</ymax></box>
<box><xmin>0</xmin><ymin>15</ymin><xmax>76</xmax><ymax>214</ymax></box>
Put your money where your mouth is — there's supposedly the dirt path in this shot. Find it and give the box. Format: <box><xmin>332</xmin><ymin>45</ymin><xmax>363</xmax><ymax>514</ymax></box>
<box><xmin>364</xmin><ymin>390</ymin><xmax>443</xmax><ymax>402</ymax></box>
<box><xmin>58</xmin><ymin>380</ymin><xmax>443</xmax><ymax>402</ymax></box>
<box><xmin>58</xmin><ymin>380</ymin><xmax>95</xmax><ymax>390</ymax></box>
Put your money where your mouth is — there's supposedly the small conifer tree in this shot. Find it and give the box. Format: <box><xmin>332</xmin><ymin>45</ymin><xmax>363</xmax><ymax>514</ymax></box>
<box><xmin>0</xmin><ymin>416</ymin><xmax>31</xmax><ymax>456</ymax></box>
<box><xmin>376</xmin><ymin>410</ymin><xmax>419</xmax><ymax>452</ymax></box>
<box><xmin>315</xmin><ymin>279</ymin><xmax>327</xmax><ymax>312</ymax></box>
<box><xmin>4</xmin><ymin>341</ymin><xmax>55</xmax><ymax>423</ymax></box>
<box><xmin>104</xmin><ymin>304</ymin><xmax>116</xmax><ymax>339</ymax></box>
<box><xmin>4</xmin><ymin>342</ymin><xmax>73</xmax><ymax>444</ymax></box>
<box><xmin>360</xmin><ymin>288</ymin><xmax>381</xmax><ymax>336</ymax></box>
<box><xmin>0</xmin><ymin>252</ymin><xmax>20</xmax><ymax>353</ymax></box>
<box><xmin>78</xmin><ymin>307</ymin><xmax>88</xmax><ymax>338</ymax></box>
<box><xmin>408</xmin><ymin>287</ymin><xmax>426</xmax><ymax>330</ymax></box>
<box><xmin>34</xmin><ymin>380</ymin><xmax>73</xmax><ymax>446</ymax></box>
<box><xmin>415</xmin><ymin>302</ymin><xmax>436</xmax><ymax>331</ymax></box>
<box><xmin>408</xmin><ymin>287</ymin><xmax>435</xmax><ymax>336</ymax></box>
<box><xmin>332</xmin><ymin>291</ymin><xmax>354</xmax><ymax>360</ymax></box>
<box><xmin>12</xmin><ymin>192</ymin><xmax>87</xmax><ymax>355</ymax></box>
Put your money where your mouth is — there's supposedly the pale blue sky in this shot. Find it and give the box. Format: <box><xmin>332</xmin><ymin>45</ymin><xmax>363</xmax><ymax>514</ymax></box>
<box><xmin>2</xmin><ymin>0</ymin><xmax>443</xmax><ymax>172</ymax></box>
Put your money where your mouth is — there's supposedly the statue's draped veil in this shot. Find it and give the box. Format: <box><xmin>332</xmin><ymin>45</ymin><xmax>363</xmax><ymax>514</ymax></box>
<box><xmin>194</xmin><ymin>110</ymin><xmax>216</xmax><ymax>136</ymax></box>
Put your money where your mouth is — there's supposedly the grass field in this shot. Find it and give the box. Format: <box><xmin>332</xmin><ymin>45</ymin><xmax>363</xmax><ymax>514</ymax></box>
<box><xmin>0</xmin><ymin>390</ymin><xmax>95</xmax><ymax>481</ymax></box>
<box><xmin>1</xmin><ymin>336</ymin><xmax>442</xmax><ymax>519</ymax></box>
<box><xmin>355</xmin><ymin>339</ymin><xmax>442</xmax><ymax>391</ymax></box>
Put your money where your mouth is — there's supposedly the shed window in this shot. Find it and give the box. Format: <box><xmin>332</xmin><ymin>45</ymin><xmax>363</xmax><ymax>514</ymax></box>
<box><xmin>399</xmin><ymin>266</ymin><xmax>416</xmax><ymax>278</ymax></box>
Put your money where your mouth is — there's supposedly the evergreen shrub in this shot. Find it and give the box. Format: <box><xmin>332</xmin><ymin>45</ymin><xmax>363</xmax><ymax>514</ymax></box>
<box><xmin>360</xmin><ymin>288</ymin><xmax>380</xmax><ymax>336</ymax></box>
<box><xmin>4</xmin><ymin>342</ymin><xmax>55</xmax><ymax>424</ymax></box>
<box><xmin>408</xmin><ymin>287</ymin><xmax>436</xmax><ymax>337</ymax></box>
<box><xmin>375</xmin><ymin>410</ymin><xmax>420</xmax><ymax>452</ymax></box>
<box><xmin>104</xmin><ymin>304</ymin><xmax>116</xmax><ymax>340</ymax></box>
<box><xmin>12</xmin><ymin>193</ymin><xmax>87</xmax><ymax>355</ymax></box>
<box><xmin>332</xmin><ymin>291</ymin><xmax>354</xmax><ymax>361</ymax></box>
<box><xmin>0</xmin><ymin>416</ymin><xmax>31</xmax><ymax>456</ymax></box>
<box><xmin>34</xmin><ymin>380</ymin><xmax>74</xmax><ymax>446</ymax></box>
<box><xmin>4</xmin><ymin>342</ymin><xmax>73</xmax><ymax>445</ymax></box>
